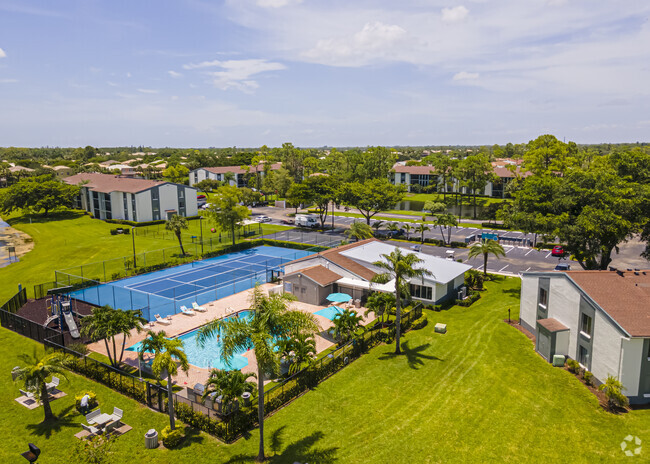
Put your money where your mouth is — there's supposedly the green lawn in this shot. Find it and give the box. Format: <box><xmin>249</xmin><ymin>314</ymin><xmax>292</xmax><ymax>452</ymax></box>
<box><xmin>0</xmin><ymin>211</ymin><xmax>291</xmax><ymax>302</ymax></box>
<box><xmin>2</xmin><ymin>277</ymin><xmax>647</xmax><ymax>462</ymax></box>
<box><xmin>405</xmin><ymin>192</ymin><xmax>509</xmax><ymax>206</ymax></box>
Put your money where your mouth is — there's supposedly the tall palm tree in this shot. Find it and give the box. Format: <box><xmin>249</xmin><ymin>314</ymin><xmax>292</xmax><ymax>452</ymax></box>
<box><xmin>402</xmin><ymin>223</ymin><xmax>413</xmax><ymax>240</ymax></box>
<box><xmin>371</xmin><ymin>220</ymin><xmax>384</xmax><ymax>236</ymax></box>
<box><xmin>386</xmin><ymin>222</ymin><xmax>400</xmax><ymax>236</ymax></box>
<box><xmin>344</xmin><ymin>221</ymin><xmax>373</xmax><ymax>242</ymax></box>
<box><xmin>414</xmin><ymin>223</ymin><xmax>430</xmax><ymax>243</ymax></box>
<box><xmin>331</xmin><ymin>309</ymin><xmax>364</xmax><ymax>344</ymax></box>
<box><xmin>149</xmin><ymin>337</ymin><xmax>189</xmax><ymax>430</ymax></box>
<box><xmin>81</xmin><ymin>306</ymin><xmax>146</xmax><ymax>368</ymax></box>
<box><xmin>434</xmin><ymin>212</ymin><xmax>458</xmax><ymax>245</ymax></box>
<box><xmin>468</xmin><ymin>239</ymin><xmax>506</xmax><ymax>276</ymax></box>
<box><xmin>197</xmin><ymin>286</ymin><xmax>320</xmax><ymax>463</ymax></box>
<box><xmin>201</xmin><ymin>369</ymin><xmax>257</xmax><ymax>406</ymax></box>
<box><xmin>138</xmin><ymin>329</ymin><xmax>167</xmax><ymax>378</ymax></box>
<box><xmin>277</xmin><ymin>332</ymin><xmax>317</xmax><ymax>375</ymax></box>
<box><xmin>372</xmin><ymin>248</ymin><xmax>432</xmax><ymax>354</ymax></box>
<box><xmin>165</xmin><ymin>214</ymin><xmax>189</xmax><ymax>256</ymax></box>
<box><xmin>13</xmin><ymin>350</ymin><xmax>71</xmax><ymax>422</ymax></box>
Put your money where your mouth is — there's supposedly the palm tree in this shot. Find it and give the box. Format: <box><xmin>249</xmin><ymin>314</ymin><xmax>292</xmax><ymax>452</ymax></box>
<box><xmin>202</xmin><ymin>369</ymin><xmax>257</xmax><ymax>406</ymax></box>
<box><xmin>371</xmin><ymin>220</ymin><xmax>384</xmax><ymax>236</ymax></box>
<box><xmin>365</xmin><ymin>292</ymin><xmax>395</xmax><ymax>326</ymax></box>
<box><xmin>150</xmin><ymin>337</ymin><xmax>190</xmax><ymax>430</ymax></box>
<box><xmin>165</xmin><ymin>214</ymin><xmax>189</xmax><ymax>255</ymax></box>
<box><xmin>386</xmin><ymin>222</ymin><xmax>400</xmax><ymax>236</ymax></box>
<box><xmin>81</xmin><ymin>306</ymin><xmax>146</xmax><ymax>368</ymax></box>
<box><xmin>468</xmin><ymin>239</ymin><xmax>506</xmax><ymax>276</ymax></box>
<box><xmin>414</xmin><ymin>223</ymin><xmax>429</xmax><ymax>243</ymax></box>
<box><xmin>197</xmin><ymin>286</ymin><xmax>320</xmax><ymax>463</ymax></box>
<box><xmin>372</xmin><ymin>247</ymin><xmax>432</xmax><ymax>354</ymax></box>
<box><xmin>138</xmin><ymin>329</ymin><xmax>167</xmax><ymax>378</ymax></box>
<box><xmin>222</xmin><ymin>171</ymin><xmax>236</xmax><ymax>186</ymax></box>
<box><xmin>331</xmin><ymin>309</ymin><xmax>364</xmax><ymax>344</ymax></box>
<box><xmin>434</xmin><ymin>212</ymin><xmax>458</xmax><ymax>245</ymax></box>
<box><xmin>402</xmin><ymin>223</ymin><xmax>413</xmax><ymax>240</ymax></box>
<box><xmin>344</xmin><ymin>221</ymin><xmax>373</xmax><ymax>242</ymax></box>
<box><xmin>277</xmin><ymin>332</ymin><xmax>317</xmax><ymax>375</ymax></box>
<box><xmin>13</xmin><ymin>350</ymin><xmax>72</xmax><ymax>421</ymax></box>
<box><xmin>598</xmin><ymin>375</ymin><xmax>629</xmax><ymax>411</ymax></box>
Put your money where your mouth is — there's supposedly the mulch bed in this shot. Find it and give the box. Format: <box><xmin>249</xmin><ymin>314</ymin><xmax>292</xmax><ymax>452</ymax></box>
<box><xmin>504</xmin><ymin>319</ymin><xmax>535</xmax><ymax>343</ymax></box>
<box><xmin>17</xmin><ymin>297</ymin><xmax>96</xmax><ymax>325</ymax></box>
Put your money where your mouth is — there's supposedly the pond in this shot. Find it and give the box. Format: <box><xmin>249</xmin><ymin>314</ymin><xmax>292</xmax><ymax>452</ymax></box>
<box><xmin>0</xmin><ymin>218</ymin><xmax>12</xmax><ymax>268</ymax></box>
<box><xmin>394</xmin><ymin>200</ymin><xmax>488</xmax><ymax>218</ymax></box>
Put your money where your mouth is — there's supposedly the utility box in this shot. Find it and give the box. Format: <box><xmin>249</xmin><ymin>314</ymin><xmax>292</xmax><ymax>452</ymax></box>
<box><xmin>552</xmin><ymin>355</ymin><xmax>566</xmax><ymax>367</ymax></box>
<box><xmin>434</xmin><ymin>323</ymin><xmax>447</xmax><ymax>334</ymax></box>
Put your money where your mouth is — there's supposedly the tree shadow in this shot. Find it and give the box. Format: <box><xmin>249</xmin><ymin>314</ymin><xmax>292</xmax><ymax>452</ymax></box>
<box><xmin>379</xmin><ymin>341</ymin><xmax>443</xmax><ymax>370</ymax></box>
<box><xmin>223</xmin><ymin>429</ymin><xmax>338</xmax><ymax>463</ymax></box>
<box><xmin>176</xmin><ymin>425</ymin><xmax>205</xmax><ymax>448</ymax></box>
<box><xmin>503</xmin><ymin>287</ymin><xmax>521</xmax><ymax>298</ymax></box>
<box><xmin>8</xmin><ymin>210</ymin><xmax>86</xmax><ymax>225</ymax></box>
<box><xmin>25</xmin><ymin>405</ymin><xmax>79</xmax><ymax>438</ymax></box>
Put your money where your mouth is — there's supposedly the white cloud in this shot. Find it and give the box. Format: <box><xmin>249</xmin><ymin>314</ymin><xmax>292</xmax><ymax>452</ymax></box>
<box><xmin>137</xmin><ymin>88</ymin><xmax>160</xmax><ymax>94</ymax></box>
<box><xmin>303</xmin><ymin>22</ymin><xmax>409</xmax><ymax>67</ymax></box>
<box><xmin>453</xmin><ymin>71</ymin><xmax>479</xmax><ymax>81</ymax></box>
<box><xmin>256</xmin><ymin>0</ymin><xmax>302</xmax><ymax>8</ymax></box>
<box><xmin>0</xmin><ymin>47</ymin><xmax>6</xmax><ymax>58</ymax></box>
<box><xmin>441</xmin><ymin>6</ymin><xmax>469</xmax><ymax>23</ymax></box>
<box><xmin>183</xmin><ymin>58</ymin><xmax>286</xmax><ymax>92</ymax></box>
<box><xmin>106</xmin><ymin>81</ymin><xmax>118</xmax><ymax>87</ymax></box>
<box><xmin>167</xmin><ymin>70</ymin><xmax>183</xmax><ymax>78</ymax></box>
<box><xmin>0</xmin><ymin>78</ymin><xmax>18</xmax><ymax>84</ymax></box>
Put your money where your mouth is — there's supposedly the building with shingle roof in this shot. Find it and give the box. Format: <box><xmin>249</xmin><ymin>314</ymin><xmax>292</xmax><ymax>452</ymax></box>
<box><xmin>520</xmin><ymin>268</ymin><xmax>650</xmax><ymax>404</ymax></box>
<box><xmin>189</xmin><ymin>162</ymin><xmax>282</xmax><ymax>189</ymax></box>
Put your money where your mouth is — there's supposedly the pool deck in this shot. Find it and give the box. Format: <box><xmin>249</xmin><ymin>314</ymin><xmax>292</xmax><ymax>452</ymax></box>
<box><xmin>87</xmin><ymin>283</ymin><xmax>376</xmax><ymax>389</ymax></box>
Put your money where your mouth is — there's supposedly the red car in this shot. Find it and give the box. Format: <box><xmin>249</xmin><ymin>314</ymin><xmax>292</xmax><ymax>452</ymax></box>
<box><xmin>551</xmin><ymin>246</ymin><xmax>564</xmax><ymax>257</ymax></box>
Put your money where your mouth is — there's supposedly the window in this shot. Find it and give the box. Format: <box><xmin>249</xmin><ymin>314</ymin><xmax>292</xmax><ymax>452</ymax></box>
<box><xmin>151</xmin><ymin>188</ymin><xmax>160</xmax><ymax>221</ymax></box>
<box><xmin>578</xmin><ymin>345</ymin><xmax>590</xmax><ymax>366</ymax></box>
<box><xmin>123</xmin><ymin>193</ymin><xmax>129</xmax><ymax>220</ymax></box>
<box><xmin>410</xmin><ymin>283</ymin><xmax>433</xmax><ymax>300</ymax></box>
<box><xmin>131</xmin><ymin>194</ymin><xmax>137</xmax><ymax>222</ymax></box>
<box><xmin>581</xmin><ymin>313</ymin><xmax>592</xmax><ymax>336</ymax></box>
<box><xmin>538</xmin><ymin>287</ymin><xmax>548</xmax><ymax>308</ymax></box>
<box><xmin>401</xmin><ymin>173</ymin><xmax>407</xmax><ymax>183</ymax></box>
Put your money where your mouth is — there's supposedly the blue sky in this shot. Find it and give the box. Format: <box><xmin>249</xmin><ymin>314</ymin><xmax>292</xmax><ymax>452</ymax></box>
<box><xmin>1</xmin><ymin>0</ymin><xmax>649</xmax><ymax>147</ymax></box>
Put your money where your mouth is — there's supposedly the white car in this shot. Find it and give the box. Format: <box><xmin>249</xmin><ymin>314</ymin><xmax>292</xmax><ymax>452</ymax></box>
<box><xmin>256</xmin><ymin>215</ymin><xmax>272</xmax><ymax>223</ymax></box>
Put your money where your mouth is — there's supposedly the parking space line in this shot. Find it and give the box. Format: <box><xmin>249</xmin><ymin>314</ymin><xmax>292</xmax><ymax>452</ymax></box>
<box><xmin>476</xmin><ymin>264</ymin><xmax>484</xmax><ymax>270</ymax></box>
<box><xmin>499</xmin><ymin>265</ymin><xmax>509</xmax><ymax>272</ymax></box>
<box><xmin>524</xmin><ymin>267</ymin><xmax>531</xmax><ymax>272</ymax></box>
<box><xmin>504</xmin><ymin>246</ymin><xmax>514</xmax><ymax>254</ymax></box>
<box><xmin>525</xmin><ymin>249</ymin><xmax>534</xmax><ymax>256</ymax></box>
<box><xmin>545</xmin><ymin>251</ymin><xmax>552</xmax><ymax>258</ymax></box>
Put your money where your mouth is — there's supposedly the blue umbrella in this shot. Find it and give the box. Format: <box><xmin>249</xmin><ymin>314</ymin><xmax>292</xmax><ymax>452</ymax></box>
<box><xmin>326</xmin><ymin>292</ymin><xmax>352</xmax><ymax>303</ymax></box>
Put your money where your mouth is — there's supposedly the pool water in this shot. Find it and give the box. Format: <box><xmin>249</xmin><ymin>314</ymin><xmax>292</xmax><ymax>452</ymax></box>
<box><xmin>127</xmin><ymin>311</ymin><xmax>253</xmax><ymax>370</ymax></box>
<box><xmin>315</xmin><ymin>305</ymin><xmax>345</xmax><ymax>321</ymax></box>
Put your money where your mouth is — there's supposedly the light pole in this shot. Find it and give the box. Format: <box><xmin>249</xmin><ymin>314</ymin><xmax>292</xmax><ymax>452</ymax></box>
<box><xmin>131</xmin><ymin>227</ymin><xmax>137</xmax><ymax>268</ymax></box>
<box><xmin>199</xmin><ymin>216</ymin><xmax>204</xmax><ymax>255</ymax></box>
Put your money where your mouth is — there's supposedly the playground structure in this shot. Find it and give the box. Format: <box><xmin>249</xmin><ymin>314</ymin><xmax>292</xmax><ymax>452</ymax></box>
<box><xmin>45</xmin><ymin>290</ymin><xmax>80</xmax><ymax>339</ymax></box>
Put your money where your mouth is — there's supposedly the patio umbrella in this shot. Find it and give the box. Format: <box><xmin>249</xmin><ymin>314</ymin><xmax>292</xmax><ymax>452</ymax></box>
<box><xmin>326</xmin><ymin>292</ymin><xmax>352</xmax><ymax>303</ymax></box>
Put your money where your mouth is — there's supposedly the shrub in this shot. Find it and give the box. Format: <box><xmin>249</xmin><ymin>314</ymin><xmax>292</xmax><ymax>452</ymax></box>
<box><xmin>450</xmin><ymin>241</ymin><xmax>468</xmax><ymax>248</ymax></box>
<box><xmin>583</xmin><ymin>370</ymin><xmax>594</xmax><ymax>386</ymax></box>
<box><xmin>75</xmin><ymin>391</ymin><xmax>98</xmax><ymax>412</ymax></box>
<box><xmin>567</xmin><ymin>358</ymin><xmax>581</xmax><ymax>374</ymax></box>
<box><xmin>161</xmin><ymin>425</ymin><xmax>184</xmax><ymax>448</ymax></box>
<box><xmin>598</xmin><ymin>375</ymin><xmax>629</xmax><ymax>411</ymax></box>
<box><xmin>456</xmin><ymin>292</ymin><xmax>481</xmax><ymax>307</ymax></box>
<box><xmin>68</xmin><ymin>342</ymin><xmax>90</xmax><ymax>357</ymax></box>
<box><xmin>412</xmin><ymin>313</ymin><xmax>428</xmax><ymax>329</ymax></box>
<box><xmin>109</xmin><ymin>229</ymin><xmax>118</xmax><ymax>236</ymax></box>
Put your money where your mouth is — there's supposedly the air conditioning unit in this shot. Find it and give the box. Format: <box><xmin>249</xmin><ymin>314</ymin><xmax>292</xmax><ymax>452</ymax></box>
<box><xmin>457</xmin><ymin>286</ymin><xmax>467</xmax><ymax>300</ymax></box>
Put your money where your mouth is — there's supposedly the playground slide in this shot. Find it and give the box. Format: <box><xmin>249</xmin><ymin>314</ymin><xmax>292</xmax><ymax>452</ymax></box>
<box><xmin>63</xmin><ymin>311</ymin><xmax>80</xmax><ymax>339</ymax></box>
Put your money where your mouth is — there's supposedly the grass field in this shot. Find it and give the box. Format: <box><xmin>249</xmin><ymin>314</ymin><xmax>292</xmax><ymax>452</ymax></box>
<box><xmin>0</xmin><ymin>210</ymin><xmax>290</xmax><ymax>302</ymax></box>
<box><xmin>2</xmin><ymin>277</ymin><xmax>648</xmax><ymax>463</ymax></box>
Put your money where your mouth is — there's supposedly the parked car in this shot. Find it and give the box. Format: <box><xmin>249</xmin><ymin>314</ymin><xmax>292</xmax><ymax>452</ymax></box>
<box><xmin>255</xmin><ymin>215</ymin><xmax>272</xmax><ymax>223</ymax></box>
<box><xmin>551</xmin><ymin>246</ymin><xmax>565</xmax><ymax>257</ymax></box>
<box><xmin>410</xmin><ymin>244</ymin><xmax>422</xmax><ymax>252</ymax></box>
<box><xmin>281</xmin><ymin>219</ymin><xmax>294</xmax><ymax>225</ymax></box>
<box><xmin>554</xmin><ymin>263</ymin><xmax>571</xmax><ymax>271</ymax></box>
<box><xmin>200</xmin><ymin>203</ymin><xmax>212</xmax><ymax>210</ymax></box>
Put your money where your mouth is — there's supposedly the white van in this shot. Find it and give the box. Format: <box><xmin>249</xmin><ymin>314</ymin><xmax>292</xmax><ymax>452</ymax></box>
<box><xmin>295</xmin><ymin>214</ymin><xmax>319</xmax><ymax>228</ymax></box>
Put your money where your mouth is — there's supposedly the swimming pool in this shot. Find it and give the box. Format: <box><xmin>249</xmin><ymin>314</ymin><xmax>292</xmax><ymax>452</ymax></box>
<box><xmin>127</xmin><ymin>311</ymin><xmax>252</xmax><ymax>370</ymax></box>
<box><xmin>315</xmin><ymin>305</ymin><xmax>345</xmax><ymax>321</ymax></box>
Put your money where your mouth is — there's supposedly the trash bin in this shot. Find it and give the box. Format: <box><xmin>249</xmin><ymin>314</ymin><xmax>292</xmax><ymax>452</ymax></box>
<box><xmin>241</xmin><ymin>392</ymin><xmax>251</xmax><ymax>407</ymax></box>
<box><xmin>145</xmin><ymin>429</ymin><xmax>158</xmax><ymax>449</ymax></box>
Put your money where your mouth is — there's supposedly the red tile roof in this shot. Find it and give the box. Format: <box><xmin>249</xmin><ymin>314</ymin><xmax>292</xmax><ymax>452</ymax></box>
<box><xmin>63</xmin><ymin>172</ymin><xmax>168</xmax><ymax>194</ymax></box>
<box><xmin>567</xmin><ymin>270</ymin><xmax>650</xmax><ymax>337</ymax></box>
<box><xmin>284</xmin><ymin>265</ymin><xmax>342</xmax><ymax>286</ymax></box>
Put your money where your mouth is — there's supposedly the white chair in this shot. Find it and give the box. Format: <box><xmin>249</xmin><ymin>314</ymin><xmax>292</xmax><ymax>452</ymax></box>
<box><xmin>180</xmin><ymin>306</ymin><xmax>195</xmax><ymax>316</ymax></box>
<box><xmin>46</xmin><ymin>376</ymin><xmax>60</xmax><ymax>393</ymax></box>
<box><xmin>81</xmin><ymin>423</ymin><xmax>100</xmax><ymax>436</ymax></box>
<box><xmin>86</xmin><ymin>409</ymin><xmax>101</xmax><ymax>425</ymax></box>
<box><xmin>110</xmin><ymin>407</ymin><xmax>123</xmax><ymax>423</ymax></box>
<box><xmin>154</xmin><ymin>314</ymin><xmax>171</xmax><ymax>325</ymax></box>
<box><xmin>19</xmin><ymin>389</ymin><xmax>35</xmax><ymax>399</ymax></box>
<box><xmin>192</xmin><ymin>302</ymin><xmax>207</xmax><ymax>312</ymax></box>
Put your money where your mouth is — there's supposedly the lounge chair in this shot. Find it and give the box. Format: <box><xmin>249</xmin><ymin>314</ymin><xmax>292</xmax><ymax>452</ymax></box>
<box><xmin>180</xmin><ymin>306</ymin><xmax>195</xmax><ymax>316</ymax></box>
<box><xmin>86</xmin><ymin>409</ymin><xmax>101</xmax><ymax>425</ymax></box>
<box><xmin>226</xmin><ymin>306</ymin><xmax>234</xmax><ymax>314</ymax></box>
<box><xmin>154</xmin><ymin>314</ymin><xmax>172</xmax><ymax>325</ymax></box>
<box><xmin>46</xmin><ymin>376</ymin><xmax>60</xmax><ymax>393</ymax></box>
<box><xmin>81</xmin><ymin>423</ymin><xmax>100</xmax><ymax>436</ymax></box>
<box><xmin>19</xmin><ymin>389</ymin><xmax>35</xmax><ymax>399</ymax></box>
<box><xmin>110</xmin><ymin>407</ymin><xmax>123</xmax><ymax>423</ymax></box>
<box><xmin>192</xmin><ymin>302</ymin><xmax>207</xmax><ymax>312</ymax></box>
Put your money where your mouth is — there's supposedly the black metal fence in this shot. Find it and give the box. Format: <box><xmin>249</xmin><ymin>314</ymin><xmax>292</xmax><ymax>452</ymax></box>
<box><xmin>0</xmin><ymin>286</ymin><xmax>27</xmax><ymax>313</ymax></box>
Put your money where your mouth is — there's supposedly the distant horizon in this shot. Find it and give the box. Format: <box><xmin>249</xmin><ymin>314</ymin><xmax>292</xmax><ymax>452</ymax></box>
<box><xmin>1</xmin><ymin>2</ymin><xmax>649</xmax><ymax>147</ymax></box>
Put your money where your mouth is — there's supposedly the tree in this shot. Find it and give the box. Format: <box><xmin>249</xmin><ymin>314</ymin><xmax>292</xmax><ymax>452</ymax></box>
<box><xmin>365</xmin><ymin>292</ymin><xmax>395</xmax><ymax>325</ymax></box>
<box><xmin>345</xmin><ymin>222</ymin><xmax>373</xmax><ymax>242</ymax></box>
<box><xmin>372</xmin><ymin>248</ymin><xmax>431</xmax><ymax>354</ymax></box>
<box><xmin>162</xmin><ymin>165</ymin><xmax>190</xmax><ymax>184</ymax></box>
<box><xmin>277</xmin><ymin>332</ymin><xmax>317</xmax><ymax>375</ymax></box>
<box><xmin>402</xmin><ymin>223</ymin><xmax>413</xmax><ymax>240</ymax></box>
<box><xmin>423</xmin><ymin>200</ymin><xmax>445</xmax><ymax>220</ymax></box>
<box><xmin>0</xmin><ymin>175</ymin><xmax>80</xmax><ymax>216</ymax></box>
<box><xmin>340</xmin><ymin>179</ymin><xmax>405</xmax><ymax>225</ymax></box>
<box><xmin>468</xmin><ymin>239</ymin><xmax>506</xmax><ymax>276</ymax></box>
<box><xmin>523</xmin><ymin>134</ymin><xmax>569</xmax><ymax>175</ymax></box>
<box><xmin>598</xmin><ymin>375</ymin><xmax>629</xmax><ymax>411</ymax></box>
<box><xmin>206</xmin><ymin>185</ymin><xmax>251</xmax><ymax>246</ymax></box>
<box><xmin>263</xmin><ymin>167</ymin><xmax>293</xmax><ymax>197</ymax></box>
<box><xmin>222</xmin><ymin>171</ymin><xmax>236</xmax><ymax>186</ymax></box>
<box><xmin>357</xmin><ymin>146</ymin><xmax>398</xmax><ymax>182</ymax></box>
<box><xmin>428</xmin><ymin>154</ymin><xmax>455</xmax><ymax>199</ymax></box>
<box><xmin>371</xmin><ymin>220</ymin><xmax>384</xmax><ymax>235</ymax></box>
<box><xmin>331</xmin><ymin>309</ymin><xmax>364</xmax><ymax>344</ymax></box>
<box><xmin>285</xmin><ymin>182</ymin><xmax>311</xmax><ymax>214</ymax></box>
<box><xmin>13</xmin><ymin>349</ymin><xmax>72</xmax><ymax>421</ymax></box>
<box><xmin>81</xmin><ymin>306</ymin><xmax>146</xmax><ymax>368</ymax></box>
<box><xmin>460</xmin><ymin>153</ymin><xmax>495</xmax><ymax>219</ymax></box>
<box><xmin>165</xmin><ymin>215</ymin><xmax>189</xmax><ymax>255</ymax></box>
<box><xmin>150</xmin><ymin>337</ymin><xmax>189</xmax><ymax>430</ymax></box>
<box><xmin>433</xmin><ymin>212</ymin><xmax>458</xmax><ymax>245</ymax></box>
<box><xmin>194</xmin><ymin>179</ymin><xmax>222</xmax><ymax>193</ymax></box>
<box><xmin>303</xmin><ymin>175</ymin><xmax>336</xmax><ymax>228</ymax></box>
<box><xmin>202</xmin><ymin>369</ymin><xmax>257</xmax><ymax>406</ymax></box>
<box><xmin>414</xmin><ymin>223</ymin><xmax>429</xmax><ymax>243</ymax></box>
<box><xmin>197</xmin><ymin>286</ymin><xmax>320</xmax><ymax>463</ymax></box>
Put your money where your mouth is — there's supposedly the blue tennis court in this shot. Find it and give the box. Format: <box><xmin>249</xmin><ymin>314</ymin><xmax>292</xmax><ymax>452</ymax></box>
<box><xmin>67</xmin><ymin>246</ymin><xmax>313</xmax><ymax>321</ymax></box>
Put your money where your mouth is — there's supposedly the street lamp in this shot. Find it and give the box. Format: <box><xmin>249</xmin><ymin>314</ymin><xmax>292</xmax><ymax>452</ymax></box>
<box><xmin>131</xmin><ymin>226</ymin><xmax>137</xmax><ymax>268</ymax></box>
